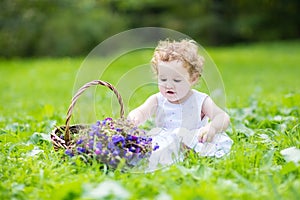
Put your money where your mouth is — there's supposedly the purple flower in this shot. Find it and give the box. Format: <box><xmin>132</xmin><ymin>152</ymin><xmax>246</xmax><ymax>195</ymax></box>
<box><xmin>153</xmin><ymin>143</ymin><xmax>159</xmax><ymax>151</ymax></box>
<box><xmin>135</xmin><ymin>147</ymin><xmax>141</xmax><ymax>153</ymax></box>
<box><xmin>140</xmin><ymin>136</ymin><xmax>146</xmax><ymax>141</ymax></box>
<box><xmin>129</xmin><ymin>146</ymin><xmax>136</xmax><ymax>152</ymax></box>
<box><xmin>95</xmin><ymin>120</ymin><xmax>101</xmax><ymax>126</ymax></box>
<box><xmin>103</xmin><ymin>117</ymin><xmax>113</xmax><ymax>125</ymax></box>
<box><xmin>107</xmin><ymin>142</ymin><xmax>115</xmax><ymax>150</ymax></box>
<box><xmin>105</xmin><ymin>117</ymin><xmax>113</xmax><ymax>121</ymax></box>
<box><xmin>131</xmin><ymin>135</ymin><xmax>138</xmax><ymax>141</ymax></box>
<box><xmin>65</xmin><ymin>149</ymin><xmax>74</xmax><ymax>157</ymax></box>
<box><xmin>95</xmin><ymin>148</ymin><xmax>101</xmax><ymax>155</ymax></box>
<box><xmin>112</xmin><ymin>149</ymin><xmax>120</xmax><ymax>156</ymax></box>
<box><xmin>96</xmin><ymin>142</ymin><xmax>102</xmax><ymax>149</ymax></box>
<box><xmin>76</xmin><ymin>139</ymin><xmax>83</xmax><ymax>145</ymax></box>
<box><xmin>112</xmin><ymin>135</ymin><xmax>125</xmax><ymax>145</ymax></box>
<box><xmin>89</xmin><ymin>131</ymin><xmax>95</xmax><ymax>137</ymax></box>
<box><xmin>126</xmin><ymin>135</ymin><xmax>132</xmax><ymax>140</ymax></box>
<box><xmin>88</xmin><ymin>140</ymin><xmax>94</xmax><ymax>149</ymax></box>
<box><xmin>77</xmin><ymin>147</ymin><xmax>86</xmax><ymax>154</ymax></box>
<box><xmin>138</xmin><ymin>153</ymin><xmax>145</xmax><ymax>158</ymax></box>
<box><xmin>70</xmin><ymin>118</ymin><xmax>154</xmax><ymax>168</ymax></box>
<box><xmin>127</xmin><ymin>135</ymin><xmax>138</xmax><ymax>141</ymax></box>
<box><xmin>102</xmin><ymin>149</ymin><xmax>109</xmax><ymax>155</ymax></box>
<box><xmin>91</xmin><ymin>124</ymin><xmax>99</xmax><ymax>131</ymax></box>
<box><xmin>109</xmin><ymin>158</ymin><xmax>117</xmax><ymax>166</ymax></box>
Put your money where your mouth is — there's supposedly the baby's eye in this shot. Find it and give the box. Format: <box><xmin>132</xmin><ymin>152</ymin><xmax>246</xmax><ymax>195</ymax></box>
<box><xmin>160</xmin><ymin>78</ymin><xmax>167</xmax><ymax>82</ymax></box>
<box><xmin>174</xmin><ymin>79</ymin><xmax>182</xmax><ymax>83</ymax></box>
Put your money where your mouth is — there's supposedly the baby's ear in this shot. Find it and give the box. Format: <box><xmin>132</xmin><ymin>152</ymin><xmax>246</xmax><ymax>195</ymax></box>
<box><xmin>190</xmin><ymin>74</ymin><xmax>199</xmax><ymax>85</ymax></box>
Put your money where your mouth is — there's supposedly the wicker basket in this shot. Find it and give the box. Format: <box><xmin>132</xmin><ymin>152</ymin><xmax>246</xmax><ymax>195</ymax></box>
<box><xmin>50</xmin><ymin>80</ymin><xmax>124</xmax><ymax>151</ymax></box>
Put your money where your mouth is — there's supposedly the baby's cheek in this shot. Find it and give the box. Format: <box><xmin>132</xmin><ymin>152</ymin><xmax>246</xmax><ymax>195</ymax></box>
<box><xmin>158</xmin><ymin>85</ymin><xmax>165</xmax><ymax>93</ymax></box>
<box><xmin>177</xmin><ymin>84</ymin><xmax>190</xmax><ymax>95</ymax></box>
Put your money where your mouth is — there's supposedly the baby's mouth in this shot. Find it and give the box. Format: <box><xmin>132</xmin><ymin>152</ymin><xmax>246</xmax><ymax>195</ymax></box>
<box><xmin>166</xmin><ymin>90</ymin><xmax>175</xmax><ymax>95</ymax></box>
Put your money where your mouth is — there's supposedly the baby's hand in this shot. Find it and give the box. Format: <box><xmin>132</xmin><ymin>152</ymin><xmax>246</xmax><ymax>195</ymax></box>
<box><xmin>127</xmin><ymin>111</ymin><xmax>141</xmax><ymax>126</ymax></box>
<box><xmin>198</xmin><ymin>125</ymin><xmax>216</xmax><ymax>143</ymax></box>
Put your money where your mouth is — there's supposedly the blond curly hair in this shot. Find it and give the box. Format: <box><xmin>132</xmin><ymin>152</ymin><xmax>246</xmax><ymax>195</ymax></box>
<box><xmin>151</xmin><ymin>39</ymin><xmax>204</xmax><ymax>79</ymax></box>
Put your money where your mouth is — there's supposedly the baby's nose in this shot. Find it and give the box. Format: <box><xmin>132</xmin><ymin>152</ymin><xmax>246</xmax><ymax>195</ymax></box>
<box><xmin>165</xmin><ymin>81</ymin><xmax>174</xmax><ymax>88</ymax></box>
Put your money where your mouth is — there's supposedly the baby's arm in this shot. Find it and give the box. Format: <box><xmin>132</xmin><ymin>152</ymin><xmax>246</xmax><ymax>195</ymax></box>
<box><xmin>127</xmin><ymin>94</ymin><xmax>158</xmax><ymax>126</ymax></box>
<box><xmin>198</xmin><ymin>96</ymin><xmax>230</xmax><ymax>142</ymax></box>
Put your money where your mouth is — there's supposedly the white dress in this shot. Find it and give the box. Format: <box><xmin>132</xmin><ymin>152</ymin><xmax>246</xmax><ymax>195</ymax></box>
<box><xmin>146</xmin><ymin>90</ymin><xmax>233</xmax><ymax>172</ymax></box>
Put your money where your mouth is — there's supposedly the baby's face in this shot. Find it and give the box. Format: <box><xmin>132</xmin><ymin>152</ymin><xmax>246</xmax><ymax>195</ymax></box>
<box><xmin>157</xmin><ymin>60</ymin><xmax>196</xmax><ymax>103</ymax></box>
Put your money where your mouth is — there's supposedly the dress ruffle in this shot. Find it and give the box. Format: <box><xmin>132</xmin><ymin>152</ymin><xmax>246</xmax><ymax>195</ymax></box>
<box><xmin>146</xmin><ymin>128</ymin><xmax>233</xmax><ymax>172</ymax></box>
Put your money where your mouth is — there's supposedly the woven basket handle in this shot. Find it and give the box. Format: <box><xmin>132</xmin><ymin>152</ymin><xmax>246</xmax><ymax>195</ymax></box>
<box><xmin>64</xmin><ymin>80</ymin><xmax>124</xmax><ymax>143</ymax></box>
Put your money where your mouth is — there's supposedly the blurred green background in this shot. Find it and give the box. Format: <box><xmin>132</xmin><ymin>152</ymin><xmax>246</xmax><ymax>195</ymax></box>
<box><xmin>1</xmin><ymin>0</ymin><xmax>299</xmax><ymax>57</ymax></box>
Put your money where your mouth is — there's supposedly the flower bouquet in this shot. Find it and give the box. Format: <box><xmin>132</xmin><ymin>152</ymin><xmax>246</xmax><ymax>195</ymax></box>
<box><xmin>51</xmin><ymin>80</ymin><xmax>158</xmax><ymax>169</ymax></box>
<box><xmin>65</xmin><ymin>117</ymin><xmax>158</xmax><ymax>168</ymax></box>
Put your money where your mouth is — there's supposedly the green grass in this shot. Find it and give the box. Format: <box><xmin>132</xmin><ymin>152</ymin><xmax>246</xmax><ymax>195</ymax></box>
<box><xmin>0</xmin><ymin>41</ymin><xmax>299</xmax><ymax>200</ymax></box>
<box><xmin>208</xmin><ymin>40</ymin><xmax>300</xmax><ymax>106</ymax></box>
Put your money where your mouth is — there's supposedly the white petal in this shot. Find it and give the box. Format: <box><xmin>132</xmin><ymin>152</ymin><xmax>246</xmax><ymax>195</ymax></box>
<box><xmin>280</xmin><ymin>146</ymin><xmax>300</xmax><ymax>164</ymax></box>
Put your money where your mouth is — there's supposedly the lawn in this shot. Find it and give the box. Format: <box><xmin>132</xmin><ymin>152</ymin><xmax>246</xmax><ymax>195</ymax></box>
<box><xmin>0</xmin><ymin>41</ymin><xmax>299</xmax><ymax>200</ymax></box>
